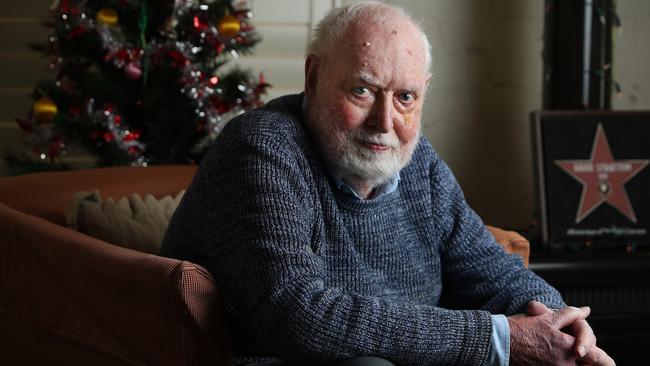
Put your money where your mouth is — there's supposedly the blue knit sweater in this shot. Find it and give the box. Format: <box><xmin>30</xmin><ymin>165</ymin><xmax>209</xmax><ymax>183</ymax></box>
<box><xmin>161</xmin><ymin>94</ymin><xmax>564</xmax><ymax>365</ymax></box>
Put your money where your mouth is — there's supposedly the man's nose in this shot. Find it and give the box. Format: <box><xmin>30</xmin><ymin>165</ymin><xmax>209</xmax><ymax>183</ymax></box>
<box><xmin>367</xmin><ymin>95</ymin><xmax>394</xmax><ymax>133</ymax></box>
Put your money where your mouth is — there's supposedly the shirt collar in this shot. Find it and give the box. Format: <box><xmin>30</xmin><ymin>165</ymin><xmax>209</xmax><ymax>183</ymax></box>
<box><xmin>333</xmin><ymin>174</ymin><xmax>400</xmax><ymax>200</ymax></box>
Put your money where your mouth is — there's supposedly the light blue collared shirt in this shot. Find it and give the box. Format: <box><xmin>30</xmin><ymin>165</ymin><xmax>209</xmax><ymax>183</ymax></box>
<box><xmin>332</xmin><ymin>174</ymin><xmax>401</xmax><ymax>200</ymax></box>
<box><xmin>335</xmin><ymin>177</ymin><xmax>509</xmax><ymax>366</ymax></box>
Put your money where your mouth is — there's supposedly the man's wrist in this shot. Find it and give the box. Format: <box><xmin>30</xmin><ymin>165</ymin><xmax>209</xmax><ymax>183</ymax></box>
<box><xmin>483</xmin><ymin>314</ymin><xmax>510</xmax><ymax>366</ymax></box>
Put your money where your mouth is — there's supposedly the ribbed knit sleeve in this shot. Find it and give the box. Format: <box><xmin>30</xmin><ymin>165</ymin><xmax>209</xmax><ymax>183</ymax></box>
<box><xmin>430</xmin><ymin>155</ymin><xmax>566</xmax><ymax>314</ymax></box>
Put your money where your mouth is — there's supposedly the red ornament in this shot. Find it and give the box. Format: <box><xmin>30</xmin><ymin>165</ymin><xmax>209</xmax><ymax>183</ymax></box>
<box><xmin>211</xmin><ymin>96</ymin><xmax>231</xmax><ymax>114</ymax></box>
<box><xmin>59</xmin><ymin>0</ymin><xmax>70</xmax><ymax>12</ymax></box>
<box><xmin>124</xmin><ymin>61</ymin><xmax>142</xmax><ymax>80</ymax></box>
<box><xmin>123</xmin><ymin>130</ymin><xmax>141</xmax><ymax>141</ymax></box>
<box><xmin>103</xmin><ymin>132</ymin><xmax>114</xmax><ymax>142</ymax></box>
<box><xmin>193</xmin><ymin>16</ymin><xmax>208</xmax><ymax>30</ymax></box>
<box><xmin>58</xmin><ymin>0</ymin><xmax>80</xmax><ymax>15</ymax></box>
<box><xmin>68</xmin><ymin>26</ymin><xmax>87</xmax><ymax>39</ymax></box>
<box><xmin>167</xmin><ymin>50</ymin><xmax>188</xmax><ymax>68</ymax></box>
<box><xmin>68</xmin><ymin>106</ymin><xmax>82</xmax><ymax>117</ymax></box>
<box><xmin>240</xmin><ymin>22</ymin><xmax>254</xmax><ymax>32</ymax></box>
<box><xmin>116</xmin><ymin>48</ymin><xmax>130</xmax><ymax>62</ymax></box>
<box><xmin>127</xmin><ymin>146</ymin><xmax>142</xmax><ymax>155</ymax></box>
<box><xmin>48</xmin><ymin>136</ymin><xmax>65</xmax><ymax>162</ymax></box>
<box><xmin>253</xmin><ymin>73</ymin><xmax>270</xmax><ymax>98</ymax></box>
<box><xmin>114</xmin><ymin>115</ymin><xmax>122</xmax><ymax>125</ymax></box>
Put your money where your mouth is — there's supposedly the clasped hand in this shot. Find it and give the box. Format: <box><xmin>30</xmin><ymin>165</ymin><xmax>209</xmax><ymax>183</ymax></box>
<box><xmin>508</xmin><ymin>301</ymin><xmax>615</xmax><ymax>365</ymax></box>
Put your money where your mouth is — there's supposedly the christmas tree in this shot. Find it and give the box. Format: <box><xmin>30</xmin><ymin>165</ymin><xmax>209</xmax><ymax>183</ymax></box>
<box><xmin>5</xmin><ymin>0</ymin><xmax>269</xmax><ymax>174</ymax></box>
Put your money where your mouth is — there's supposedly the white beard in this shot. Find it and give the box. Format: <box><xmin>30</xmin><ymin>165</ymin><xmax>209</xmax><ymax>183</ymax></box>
<box><xmin>309</xmin><ymin>109</ymin><xmax>419</xmax><ymax>188</ymax></box>
<box><xmin>336</xmin><ymin>129</ymin><xmax>404</xmax><ymax>185</ymax></box>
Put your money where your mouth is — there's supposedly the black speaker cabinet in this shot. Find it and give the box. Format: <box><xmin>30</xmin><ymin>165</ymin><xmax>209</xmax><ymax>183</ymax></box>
<box><xmin>531</xmin><ymin>111</ymin><xmax>650</xmax><ymax>249</ymax></box>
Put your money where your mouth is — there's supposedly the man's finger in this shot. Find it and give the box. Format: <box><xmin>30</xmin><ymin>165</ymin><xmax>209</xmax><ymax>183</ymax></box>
<box><xmin>551</xmin><ymin>306</ymin><xmax>591</xmax><ymax>329</ymax></box>
<box><xmin>526</xmin><ymin>300</ymin><xmax>551</xmax><ymax>316</ymax></box>
<box><xmin>579</xmin><ymin>344</ymin><xmax>616</xmax><ymax>366</ymax></box>
<box><xmin>570</xmin><ymin>319</ymin><xmax>596</xmax><ymax>358</ymax></box>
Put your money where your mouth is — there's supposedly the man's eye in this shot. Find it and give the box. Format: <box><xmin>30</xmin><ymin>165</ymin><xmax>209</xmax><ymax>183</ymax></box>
<box><xmin>352</xmin><ymin>87</ymin><xmax>370</xmax><ymax>96</ymax></box>
<box><xmin>398</xmin><ymin>92</ymin><xmax>415</xmax><ymax>103</ymax></box>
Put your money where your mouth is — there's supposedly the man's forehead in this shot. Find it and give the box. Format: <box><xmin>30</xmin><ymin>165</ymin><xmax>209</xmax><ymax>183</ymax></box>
<box><xmin>344</xmin><ymin>15</ymin><xmax>423</xmax><ymax>48</ymax></box>
<box><xmin>342</xmin><ymin>25</ymin><xmax>426</xmax><ymax>65</ymax></box>
<box><xmin>336</xmin><ymin>37</ymin><xmax>428</xmax><ymax>89</ymax></box>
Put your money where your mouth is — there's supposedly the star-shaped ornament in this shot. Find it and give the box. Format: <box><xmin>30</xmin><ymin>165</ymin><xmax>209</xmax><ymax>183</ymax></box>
<box><xmin>554</xmin><ymin>124</ymin><xmax>649</xmax><ymax>223</ymax></box>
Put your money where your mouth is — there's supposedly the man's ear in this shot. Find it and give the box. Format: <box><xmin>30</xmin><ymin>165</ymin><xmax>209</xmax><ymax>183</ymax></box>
<box><xmin>425</xmin><ymin>73</ymin><xmax>433</xmax><ymax>93</ymax></box>
<box><xmin>304</xmin><ymin>54</ymin><xmax>321</xmax><ymax>96</ymax></box>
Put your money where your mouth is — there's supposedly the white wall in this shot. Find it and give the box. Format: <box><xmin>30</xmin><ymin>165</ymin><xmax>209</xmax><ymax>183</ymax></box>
<box><xmin>240</xmin><ymin>0</ymin><xmax>337</xmax><ymax>100</ymax></box>
<box><xmin>2</xmin><ymin>0</ymin><xmax>649</xmax><ymax>229</ymax></box>
<box><xmin>612</xmin><ymin>1</ymin><xmax>650</xmax><ymax>110</ymax></box>
<box><xmin>397</xmin><ymin>0</ymin><xmax>547</xmax><ymax>229</ymax></box>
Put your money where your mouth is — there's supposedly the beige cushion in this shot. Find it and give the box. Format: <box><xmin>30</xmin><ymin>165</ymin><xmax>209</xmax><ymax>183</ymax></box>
<box><xmin>65</xmin><ymin>190</ymin><xmax>185</xmax><ymax>254</ymax></box>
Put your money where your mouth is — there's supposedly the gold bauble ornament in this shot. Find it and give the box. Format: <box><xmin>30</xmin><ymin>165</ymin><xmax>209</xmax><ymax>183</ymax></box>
<box><xmin>33</xmin><ymin>98</ymin><xmax>58</xmax><ymax>123</ymax></box>
<box><xmin>97</xmin><ymin>8</ymin><xmax>119</xmax><ymax>26</ymax></box>
<box><xmin>217</xmin><ymin>14</ymin><xmax>241</xmax><ymax>37</ymax></box>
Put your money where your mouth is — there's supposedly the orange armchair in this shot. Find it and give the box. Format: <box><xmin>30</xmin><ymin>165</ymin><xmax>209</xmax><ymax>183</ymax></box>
<box><xmin>0</xmin><ymin>166</ymin><xmax>230</xmax><ymax>366</ymax></box>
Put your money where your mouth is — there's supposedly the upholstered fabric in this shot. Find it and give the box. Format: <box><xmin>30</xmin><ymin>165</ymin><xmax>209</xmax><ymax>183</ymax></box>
<box><xmin>486</xmin><ymin>225</ymin><xmax>531</xmax><ymax>267</ymax></box>
<box><xmin>0</xmin><ymin>201</ymin><xmax>230</xmax><ymax>365</ymax></box>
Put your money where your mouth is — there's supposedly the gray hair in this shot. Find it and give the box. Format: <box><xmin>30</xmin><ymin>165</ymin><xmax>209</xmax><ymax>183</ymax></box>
<box><xmin>307</xmin><ymin>1</ymin><xmax>432</xmax><ymax>73</ymax></box>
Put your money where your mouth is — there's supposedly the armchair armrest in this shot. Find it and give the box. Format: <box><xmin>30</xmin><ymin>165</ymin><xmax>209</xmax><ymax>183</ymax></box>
<box><xmin>0</xmin><ymin>202</ymin><xmax>230</xmax><ymax>365</ymax></box>
<box><xmin>486</xmin><ymin>225</ymin><xmax>530</xmax><ymax>267</ymax></box>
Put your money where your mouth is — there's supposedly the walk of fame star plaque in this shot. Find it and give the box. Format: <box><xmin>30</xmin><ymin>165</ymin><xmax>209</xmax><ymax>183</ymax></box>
<box><xmin>531</xmin><ymin>111</ymin><xmax>650</xmax><ymax>249</ymax></box>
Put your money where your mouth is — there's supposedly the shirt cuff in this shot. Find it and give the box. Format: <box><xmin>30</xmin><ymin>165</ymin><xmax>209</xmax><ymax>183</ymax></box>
<box><xmin>482</xmin><ymin>314</ymin><xmax>510</xmax><ymax>366</ymax></box>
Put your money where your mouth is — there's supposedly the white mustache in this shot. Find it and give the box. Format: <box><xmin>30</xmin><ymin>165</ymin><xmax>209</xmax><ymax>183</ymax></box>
<box><xmin>350</xmin><ymin>131</ymin><xmax>400</xmax><ymax>148</ymax></box>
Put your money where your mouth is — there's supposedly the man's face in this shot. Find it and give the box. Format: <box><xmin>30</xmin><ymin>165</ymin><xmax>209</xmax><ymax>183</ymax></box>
<box><xmin>306</xmin><ymin>21</ymin><xmax>429</xmax><ymax>186</ymax></box>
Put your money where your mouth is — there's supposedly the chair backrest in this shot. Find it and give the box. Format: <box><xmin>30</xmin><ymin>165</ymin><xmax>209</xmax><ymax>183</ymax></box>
<box><xmin>0</xmin><ymin>165</ymin><xmax>197</xmax><ymax>225</ymax></box>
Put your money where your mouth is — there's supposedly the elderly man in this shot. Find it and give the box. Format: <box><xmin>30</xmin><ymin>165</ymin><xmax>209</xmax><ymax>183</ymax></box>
<box><xmin>162</xmin><ymin>2</ymin><xmax>615</xmax><ymax>365</ymax></box>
